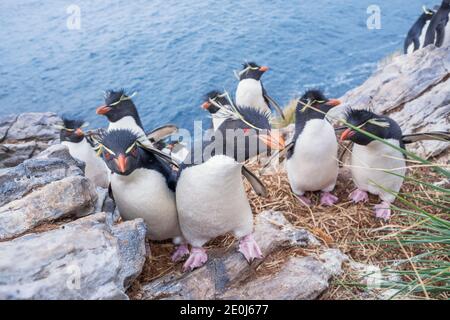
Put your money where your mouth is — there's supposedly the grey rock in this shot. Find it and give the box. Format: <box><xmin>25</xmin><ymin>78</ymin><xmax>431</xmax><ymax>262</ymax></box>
<box><xmin>0</xmin><ymin>145</ymin><xmax>83</xmax><ymax>207</ymax></box>
<box><xmin>0</xmin><ymin>114</ymin><xmax>18</xmax><ymax>142</ymax></box>
<box><xmin>141</xmin><ymin>211</ymin><xmax>344</xmax><ymax>300</ymax></box>
<box><xmin>5</xmin><ymin>112</ymin><xmax>60</xmax><ymax>142</ymax></box>
<box><xmin>0</xmin><ymin>141</ymin><xmax>38</xmax><ymax>168</ymax></box>
<box><xmin>0</xmin><ymin>176</ymin><xmax>97</xmax><ymax>240</ymax></box>
<box><xmin>0</xmin><ymin>112</ymin><xmax>61</xmax><ymax>168</ymax></box>
<box><xmin>329</xmin><ymin>44</ymin><xmax>450</xmax><ymax>158</ymax></box>
<box><xmin>220</xmin><ymin>250</ymin><xmax>347</xmax><ymax>300</ymax></box>
<box><xmin>0</xmin><ymin>213</ymin><xmax>147</xmax><ymax>300</ymax></box>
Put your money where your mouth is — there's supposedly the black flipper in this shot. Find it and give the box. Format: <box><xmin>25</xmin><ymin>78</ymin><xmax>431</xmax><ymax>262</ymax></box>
<box><xmin>137</xmin><ymin>141</ymin><xmax>180</xmax><ymax>169</ymax></box>
<box><xmin>108</xmin><ymin>182</ymin><xmax>115</xmax><ymax>202</ymax></box>
<box><xmin>402</xmin><ymin>131</ymin><xmax>450</xmax><ymax>144</ymax></box>
<box><xmin>262</xmin><ymin>141</ymin><xmax>295</xmax><ymax>170</ymax></box>
<box><xmin>241</xmin><ymin>165</ymin><xmax>267</xmax><ymax>197</ymax></box>
<box><xmin>146</xmin><ymin>124</ymin><xmax>178</xmax><ymax>143</ymax></box>
<box><xmin>262</xmin><ymin>83</ymin><xmax>285</xmax><ymax>120</ymax></box>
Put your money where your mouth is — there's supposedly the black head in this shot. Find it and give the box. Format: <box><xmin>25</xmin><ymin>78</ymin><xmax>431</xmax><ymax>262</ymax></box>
<box><xmin>217</xmin><ymin>105</ymin><xmax>285</xmax><ymax>153</ymax></box>
<box><xmin>59</xmin><ymin>117</ymin><xmax>86</xmax><ymax>143</ymax></box>
<box><xmin>296</xmin><ymin>89</ymin><xmax>341</xmax><ymax>120</ymax></box>
<box><xmin>201</xmin><ymin>90</ymin><xmax>229</xmax><ymax>114</ymax></box>
<box><xmin>99</xmin><ymin>129</ymin><xmax>144</xmax><ymax>175</ymax></box>
<box><xmin>238</xmin><ymin>62</ymin><xmax>269</xmax><ymax>81</ymax></box>
<box><xmin>96</xmin><ymin>89</ymin><xmax>143</xmax><ymax>128</ymax></box>
<box><xmin>340</xmin><ymin>109</ymin><xmax>398</xmax><ymax>145</ymax></box>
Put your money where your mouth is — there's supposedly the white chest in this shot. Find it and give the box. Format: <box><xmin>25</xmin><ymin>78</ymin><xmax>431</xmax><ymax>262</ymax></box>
<box><xmin>236</xmin><ymin>79</ymin><xmax>268</xmax><ymax>111</ymax></box>
<box><xmin>286</xmin><ymin>119</ymin><xmax>338</xmax><ymax>193</ymax></box>
<box><xmin>176</xmin><ymin>155</ymin><xmax>253</xmax><ymax>246</ymax></box>
<box><xmin>62</xmin><ymin>139</ymin><xmax>109</xmax><ymax>188</ymax></box>
<box><xmin>108</xmin><ymin>116</ymin><xmax>145</xmax><ymax>137</ymax></box>
<box><xmin>351</xmin><ymin>139</ymin><xmax>406</xmax><ymax>202</ymax></box>
<box><xmin>111</xmin><ymin>168</ymin><xmax>180</xmax><ymax>240</ymax></box>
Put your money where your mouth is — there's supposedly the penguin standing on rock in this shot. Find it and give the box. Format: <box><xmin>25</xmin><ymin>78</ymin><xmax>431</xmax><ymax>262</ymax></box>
<box><xmin>58</xmin><ymin>118</ymin><xmax>109</xmax><ymax>188</ymax></box>
<box><xmin>99</xmin><ymin>129</ymin><xmax>189</xmax><ymax>261</ymax></box>
<box><xmin>285</xmin><ymin>90</ymin><xmax>342</xmax><ymax>206</ymax></box>
<box><xmin>404</xmin><ymin>6</ymin><xmax>435</xmax><ymax>54</ymax></box>
<box><xmin>340</xmin><ymin>109</ymin><xmax>406</xmax><ymax>221</ymax></box>
<box><xmin>423</xmin><ymin>0</ymin><xmax>450</xmax><ymax>48</ymax></box>
<box><xmin>235</xmin><ymin>62</ymin><xmax>285</xmax><ymax>119</ymax></box>
<box><xmin>177</xmin><ymin>107</ymin><xmax>284</xmax><ymax>271</ymax></box>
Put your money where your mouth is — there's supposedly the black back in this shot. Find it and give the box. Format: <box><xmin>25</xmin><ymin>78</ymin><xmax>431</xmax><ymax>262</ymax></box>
<box><xmin>182</xmin><ymin>105</ymin><xmax>273</xmax><ymax>166</ymax></box>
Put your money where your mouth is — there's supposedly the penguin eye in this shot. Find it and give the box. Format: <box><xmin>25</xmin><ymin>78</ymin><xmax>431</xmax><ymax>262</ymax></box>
<box><xmin>131</xmin><ymin>147</ymin><xmax>138</xmax><ymax>157</ymax></box>
<box><xmin>104</xmin><ymin>152</ymin><xmax>112</xmax><ymax>161</ymax></box>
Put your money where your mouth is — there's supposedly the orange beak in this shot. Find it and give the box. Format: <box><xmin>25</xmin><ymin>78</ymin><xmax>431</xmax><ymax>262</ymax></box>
<box><xmin>115</xmin><ymin>154</ymin><xmax>128</xmax><ymax>173</ymax></box>
<box><xmin>259</xmin><ymin>131</ymin><xmax>285</xmax><ymax>150</ymax></box>
<box><xmin>326</xmin><ymin>99</ymin><xmax>341</xmax><ymax>107</ymax></box>
<box><xmin>259</xmin><ymin>66</ymin><xmax>269</xmax><ymax>72</ymax></box>
<box><xmin>75</xmin><ymin>128</ymin><xmax>84</xmax><ymax>137</ymax></box>
<box><xmin>96</xmin><ymin>105</ymin><xmax>111</xmax><ymax>115</ymax></box>
<box><xmin>201</xmin><ymin>101</ymin><xmax>211</xmax><ymax>110</ymax></box>
<box><xmin>340</xmin><ymin>128</ymin><xmax>355</xmax><ymax>142</ymax></box>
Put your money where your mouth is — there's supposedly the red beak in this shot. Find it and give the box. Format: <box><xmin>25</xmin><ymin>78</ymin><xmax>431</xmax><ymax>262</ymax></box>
<box><xmin>115</xmin><ymin>154</ymin><xmax>128</xmax><ymax>173</ymax></box>
<box><xmin>259</xmin><ymin>66</ymin><xmax>269</xmax><ymax>72</ymax></box>
<box><xmin>326</xmin><ymin>99</ymin><xmax>342</xmax><ymax>107</ymax></box>
<box><xmin>201</xmin><ymin>102</ymin><xmax>211</xmax><ymax>110</ymax></box>
<box><xmin>96</xmin><ymin>105</ymin><xmax>111</xmax><ymax>115</ymax></box>
<box><xmin>75</xmin><ymin>128</ymin><xmax>84</xmax><ymax>137</ymax></box>
<box><xmin>340</xmin><ymin>128</ymin><xmax>355</xmax><ymax>142</ymax></box>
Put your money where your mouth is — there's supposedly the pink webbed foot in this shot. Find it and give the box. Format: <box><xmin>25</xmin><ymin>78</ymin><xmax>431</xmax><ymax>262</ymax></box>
<box><xmin>182</xmin><ymin>247</ymin><xmax>207</xmax><ymax>272</ymax></box>
<box><xmin>320</xmin><ymin>192</ymin><xmax>339</xmax><ymax>206</ymax></box>
<box><xmin>349</xmin><ymin>189</ymin><xmax>369</xmax><ymax>204</ymax></box>
<box><xmin>171</xmin><ymin>244</ymin><xmax>190</xmax><ymax>262</ymax></box>
<box><xmin>374</xmin><ymin>201</ymin><xmax>391</xmax><ymax>221</ymax></box>
<box><xmin>238</xmin><ymin>234</ymin><xmax>263</xmax><ymax>263</ymax></box>
<box><xmin>296</xmin><ymin>194</ymin><xmax>312</xmax><ymax>207</ymax></box>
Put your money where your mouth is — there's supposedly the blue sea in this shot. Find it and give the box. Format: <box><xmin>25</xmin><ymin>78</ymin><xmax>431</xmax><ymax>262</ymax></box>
<box><xmin>0</xmin><ymin>0</ymin><xmax>435</xmax><ymax>131</ymax></box>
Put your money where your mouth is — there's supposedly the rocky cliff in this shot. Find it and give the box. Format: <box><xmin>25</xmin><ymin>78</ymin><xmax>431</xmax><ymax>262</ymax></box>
<box><xmin>0</xmin><ymin>43</ymin><xmax>448</xmax><ymax>300</ymax></box>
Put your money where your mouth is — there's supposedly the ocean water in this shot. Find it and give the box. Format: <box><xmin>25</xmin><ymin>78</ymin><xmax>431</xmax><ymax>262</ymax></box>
<box><xmin>0</xmin><ymin>0</ymin><xmax>435</xmax><ymax>131</ymax></box>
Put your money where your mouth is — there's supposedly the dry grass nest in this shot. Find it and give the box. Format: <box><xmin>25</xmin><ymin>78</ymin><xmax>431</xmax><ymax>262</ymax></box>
<box><xmin>128</xmin><ymin>150</ymin><xmax>449</xmax><ymax>300</ymax></box>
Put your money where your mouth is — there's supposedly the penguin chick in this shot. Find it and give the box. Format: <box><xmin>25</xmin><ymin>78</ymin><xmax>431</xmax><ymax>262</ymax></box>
<box><xmin>404</xmin><ymin>6</ymin><xmax>435</xmax><ymax>54</ymax></box>
<box><xmin>235</xmin><ymin>62</ymin><xmax>285</xmax><ymax>119</ymax></box>
<box><xmin>177</xmin><ymin>112</ymin><xmax>284</xmax><ymax>271</ymax></box>
<box><xmin>59</xmin><ymin>117</ymin><xmax>109</xmax><ymax>188</ymax></box>
<box><xmin>285</xmin><ymin>90</ymin><xmax>341</xmax><ymax>207</ymax></box>
<box><xmin>340</xmin><ymin>109</ymin><xmax>406</xmax><ymax>221</ymax></box>
<box><xmin>100</xmin><ymin>129</ymin><xmax>189</xmax><ymax>261</ymax></box>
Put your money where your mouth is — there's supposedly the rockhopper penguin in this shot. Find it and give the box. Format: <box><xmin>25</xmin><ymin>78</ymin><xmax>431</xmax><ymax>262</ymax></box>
<box><xmin>58</xmin><ymin>118</ymin><xmax>109</xmax><ymax>188</ymax></box>
<box><xmin>235</xmin><ymin>62</ymin><xmax>285</xmax><ymax>119</ymax></box>
<box><xmin>99</xmin><ymin>129</ymin><xmax>189</xmax><ymax>261</ymax></box>
<box><xmin>404</xmin><ymin>6</ymin><xmax>435</xmax><ymax>54</ymax></box>
<box><xmin>423</xmin><ymin>0</ymin><xmax>450</xmax><ymax>48</ymax></box>
<box><xmin>176</xmin><ymin>107</ymin><xmax>284</xmax><ymax>271</ymax></box>
<box><xmin>340</xmin><ymin>109</ymin><xmax>406</xmax><ymax>221</ymax></box>
<box><xmin>201</xmin><ymin>90</ymin><xmax>232</xmax><ymax>130</ymax></box>
<box><xmin>285</xmin><ymin>90</ymin><xmax>342</xmax><ymax>206</ymax></box>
